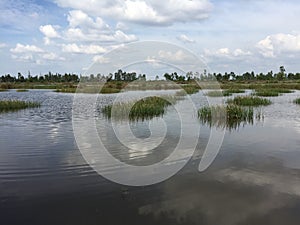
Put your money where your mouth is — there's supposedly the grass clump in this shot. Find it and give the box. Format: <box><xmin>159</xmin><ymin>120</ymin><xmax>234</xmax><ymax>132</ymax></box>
<box><xmin>198</xmin><ymin>105</ymin><xmax>255</xmax><ymax>130</ymax></box>
<box><xmin>227</xmin><ymin>96</ymin><xmax>271</xmax><ymax>106</ymax></box>
<box><xmin>224</xmin><ymin>89</ymin><xmax>245</xmax><ymax>95</ymax></box>
<box><xmin>102</xmin><ymin>96</ymin><xmax>176</xmax><ymax>121</ymax></box>
<box><xmin>254</xmin><ymin>88</ymin><xmax>293</xmax><ymax>97</ymax></box>
<box><xmin>206</xmin><ymin>89</ymin><xmax>245</xmax><ymax>97</ymax></box>
<box><xmin>0</xmin><ymin>89</ymin><xmax>8</xmax><ymax>92</ymax></box>
<box><xmin>181</xmin><ymin>85</ymin><xmax>200</xmax><ymax>95</ymax></box>
<box><xmin>0</xmin><ymin>100</ymin><xmax>40</xmax><ymax>112</ymax></box>
<box><xmin>294</xmin><ymin>98</ymin><xmax>300</xmax><ymax>105</ymax></box>
<box><xmin>16</xmin><ymin>89</ymin><xmax>28</xmax><ymax>92</ymax></box>
<box><xmin>206</xmin><ymin>91</ymin><xmax>225</xmax><ymax>97</ymax></box>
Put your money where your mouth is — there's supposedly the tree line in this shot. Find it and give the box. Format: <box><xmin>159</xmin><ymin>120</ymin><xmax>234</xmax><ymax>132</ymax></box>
<box><xmin>1</xmin><ymin>66</ymin><xmax>300</xmax><ymax>83</ymax></box>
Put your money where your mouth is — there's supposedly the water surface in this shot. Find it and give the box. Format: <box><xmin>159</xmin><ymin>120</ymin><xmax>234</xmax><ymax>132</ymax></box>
<box><xmin>0</xmin><ymin>89</ymin><xmax>300</xmax><ymax>225</ymax></box>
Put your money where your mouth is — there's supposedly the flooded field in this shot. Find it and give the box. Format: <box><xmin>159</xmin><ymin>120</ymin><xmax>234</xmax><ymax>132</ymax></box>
<box><xmin>0</xmin><ymin>89</ymin><xmax>300</xmax><ymax>225</ymax></box>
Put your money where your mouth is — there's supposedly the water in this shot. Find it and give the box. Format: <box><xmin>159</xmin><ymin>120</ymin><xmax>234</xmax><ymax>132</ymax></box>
<box><xmin>0</xmin><ymin>89</ymin><xmax>300</xmax><ymax>225</ymax></box>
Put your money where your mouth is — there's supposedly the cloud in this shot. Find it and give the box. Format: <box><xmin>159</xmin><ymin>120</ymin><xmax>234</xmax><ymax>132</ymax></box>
<box><xmin>158</xmin><ymin>50</ymin><xmax>188</xmax><ymax>61</ymax></box>
<box><xmin>40</xmin><ymin>10</ymin><xmax>138</xmax><ymax>43</ymax></box>
<box><xmin>54</xmin><ymin>0</ymin><xmax>213</xmax><ymax>26</ymax></box>
<box><xmin>62</xmin><ymin>43</ymin><xmax>107</xmax><ymax>54</ymax></box>
<box><xmin>177</xmin><ymin>34</ymin><xmax>195</xmax><ymax>43</ymax></box>
<box><xmin>257</xmin><ymin>33</ymin><xmax>300</xmax><ymax>58</ymax></box>
<box><xmin>39</xmin><ymin>25</ymin><xmax>60</xmax><ymax>38</ymax></box>
<box><xmin>67</xmin><ymin>10</ymin><xmax>109</xmax><ymax>30</ymax></box>
<box><xmin>92</xmin><ymin>55</ymin><xmax>110</xmax><ymax>64</ymax></box>
<box><xmin>0</xmin><ymin>43</ymin><xmax>6</xmax><ymax>48</ymax></box>
<box><xmin>10</xmin><ymin>43</ymin><xmax>44</xmax><ymax>53</ymax></box>
<box><xmin>204</xmin><ymin>48</ymin><xmax>251</xmax><ymax>58</ymax></box>
<box><xmin>42</xmin><ymin>52</ymin><xmax>65</xmax><ymax>61</ymax></box>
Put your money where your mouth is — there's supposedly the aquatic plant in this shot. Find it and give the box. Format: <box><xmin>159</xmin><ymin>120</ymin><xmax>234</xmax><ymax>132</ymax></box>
<box><xmin>102</xmin><ymin>96</ymin><xmax>177</xmax><ymax>121</ymax></box>
<box><xmin>16</xmin><ymin>89</ymin><xmax>28</xmax><ymax>92</ymax></box>
<box><xmin>254</xmin><ymin>88</ymin><xmax>293</xmax><ymax>97</ymax></box>
<box><xmin>198</xmin><ymin>105</ymin><xmax>256</xmax><ymax>130</ymax></box>
<box><xmin>0</xmin><ymin>89</ymin><xmax>7</xmax><ymax>92</ymax></box>
<box><xmin>294</xmin><ymin>98</ymin><xmax>300</xmax><ymax>105</ymax></box>
<box><xmin>227</xmin><ymin>96</ymin><xmax>271</xmax><ymax>106</ymax></box>
<box><xmin>181</xmin><ymin>85</ymin><xmax>200</xmax><ymax>95</ymax></box>
<box><xmin>0</xmin><ymin>100</ymin><xmax>40</xmax><ymax>112</ymax></box>
<box><xmin>205</xmin><ymin>91</ymin><xmax>226</xmax><ymax>97</ymax></box>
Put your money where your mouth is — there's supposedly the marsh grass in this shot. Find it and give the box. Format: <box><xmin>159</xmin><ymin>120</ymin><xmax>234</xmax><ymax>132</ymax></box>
<box><xmin>294</xmin><ymin>98</ymin><xmax>300</xmax><ymax>105</ymax></box>
<box><xmin>205</xmin><ymin>89</ymin><xmax>245</xmax><ymax>97</ymax></box>
<box><xmin>205</xmin><ymin>91</ymin><xmax>225</xmax><ymax>97</ymax></box>
<box><xmin>181</xmin><ymin>85</ymin><xmax>200</xmax><ymax>95</ymax></box>
<box><xmin>227</xmin><ymin>96</ymin><xmax>271</xmax><ymax>106</ymax></box>
<box><xmin>0</xmin><ymin>100</ymin><xmax>40</xmax><ymax>112</ymax></box>
<box><xmin>0</xmin><ymin>89</ymin><xmax>8</xmax><ymax>92</ymax></box>
<box><xmin>254</xmin><ymin>88</ymin><xmax>293</xmax><ymax>97</ymax></box>
<box><xmin>102</xmin><ymin>96</ymin><xmax>178</xmax><ymax>121</ymax></box>
<box><xmin>16</xmin><ymin>89</ymin><xmax>28</xmax><ymax>92</ymax></box>
<box><xmin>198</xmin><ymin>105</ymin><xmax>256</xmax><ymax>130</ymax></box>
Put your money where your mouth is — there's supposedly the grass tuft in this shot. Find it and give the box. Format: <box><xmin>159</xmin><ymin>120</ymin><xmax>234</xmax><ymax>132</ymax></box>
<box><xmin>254</xmin><ymin>88</ymin><xmax>293</xmax><ymax>97</ymax></box>
<box><xmin>102</xmin><ymin>96</ymin><xmax>177</xmax><ymax>121</ymax></box>
<box><xmin>227</xmin><ymin>96</ymin><xmax>271</xmax><ymax>106</ymax></box>
<box><xmin>16</xmin><ymin>89</ymin><xmax>28</xmax><ymax>92</ymax></box>
<box><xmin>198</xmin><ymin>105</ymin><xmax>256</xmax><ymax>130</ymax></box>
<box><xmin>294</xmin><ymin>98</ymin><xmax>300</xmax><ymax>105</ymax></box>
<box><xmin>0</xmin><ymin>100</ymin><xmax>40</xmax><ymax>112</ymax></box>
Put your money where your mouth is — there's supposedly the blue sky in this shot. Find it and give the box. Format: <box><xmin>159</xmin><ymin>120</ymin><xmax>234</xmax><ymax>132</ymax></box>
<box><xmin>1</xmin><ymin>0</ymin><xmax>300</xmax><ymax>76</ymax></box>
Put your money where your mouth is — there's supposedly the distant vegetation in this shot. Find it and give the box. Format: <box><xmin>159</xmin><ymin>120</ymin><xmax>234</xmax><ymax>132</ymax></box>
<box><xmin>0</xmin><ymin>100</ymin><xmax>40</xmax><ymax>113</ymax></box>
<box><xmin>102</xmin><ymin>96</ymin><xmax>178</xmax><ymax>121</ymax></box>
<box><xmin>198</xmin><ymin>105</ymin><xmax>256</xmax><ymax>130</ymax></box>
<box><xmin>227</xmin><ymin>96</ymin><xmax>272</xmax><ymax>106</ymax></box>
<box><xmin>1</xmin><ymin>66</ymin><xmax>300</xmax><ymax>93</ymax></box>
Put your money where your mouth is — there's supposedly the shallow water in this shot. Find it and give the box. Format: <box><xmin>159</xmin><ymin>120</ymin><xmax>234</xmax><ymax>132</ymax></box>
<box><xmin>0</xmin><ymin>89</ymin><xmax>300</xmax><ymax>225</ymax></box>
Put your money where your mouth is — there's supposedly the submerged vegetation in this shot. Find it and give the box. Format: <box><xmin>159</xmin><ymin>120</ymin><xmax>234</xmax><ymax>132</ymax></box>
<box><xmin>227</xmin><ymin>96</ymin><xmax>272</xmax><ymax>106</ymax></box>
<box><xmin>0</xmin><ymin>100</ymin><xmax>40</xmax><ymax>113</ymax></box>
<box><xmin>198</xmin><ymin>105</ymin><xmax>257</xmax><ymax>130</ymax></box>
<box><xmin>102</xmin><ymin>96</ymin><xmax>177</xmax><ymax>121</ymax></box>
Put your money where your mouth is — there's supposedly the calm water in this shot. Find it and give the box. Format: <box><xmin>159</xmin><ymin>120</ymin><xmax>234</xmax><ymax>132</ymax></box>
<box><xmin>0</xmin><ymin>89</ymin><xmax>300</xmax><ymax>225</ymax></box>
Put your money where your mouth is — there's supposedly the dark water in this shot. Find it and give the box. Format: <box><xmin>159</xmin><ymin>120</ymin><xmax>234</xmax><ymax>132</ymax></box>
<box><xmin>0</xmin><ymin>89</ymin><xmax>300</xmax><ymax>225</ymax></box>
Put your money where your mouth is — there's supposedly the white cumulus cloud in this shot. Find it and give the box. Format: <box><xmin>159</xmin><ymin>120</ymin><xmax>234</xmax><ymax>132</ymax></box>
<box><xmin>177</xmin><ymin>34</ymin><xmax>195</xmax><ymax>43</ymax></box>
<box><xmin>62</xmin><ymin>43</ymin><xmax>107</xmax><ymax>54</ymax></box>
<box><xmin>10</xmin><ymin>43</ymin><xmax>44</xmax><ymax>53</ymax></box>
<box><xmin>54</xmin><ymin>0</ymin><xmax>212</xmax><ymax>26</ymax></box>
<box><xmin>39</xmin><ymin>25</ymin><xmax>60</xmax><ymax>38</ymax></box>
<box><xmin>204</xmin><ymin>48</ymin><xmax>251</xmax><ymax>58</ymax></box>
<box><xmin>257</xmin><ymin>33</ymin><xmax>300</xmax><ymax>58</ymax></box>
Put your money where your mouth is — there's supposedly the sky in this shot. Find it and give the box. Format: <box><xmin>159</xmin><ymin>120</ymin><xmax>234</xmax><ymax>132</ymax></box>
<box><xmin>1</xmin><ymin>0</ymin><xmax>300</xmax><ymax>77</ymax></box>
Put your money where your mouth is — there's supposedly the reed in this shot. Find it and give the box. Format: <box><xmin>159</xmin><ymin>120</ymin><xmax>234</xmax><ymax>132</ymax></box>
<box><xmin>198</xmin><ymin>105</ymin><xmax>256</xmax><ymax>130</ymax></box>
<box><xmin>0</xmin><ymin>100</ymin><xmax>40</xmax><ymax>112</ymax></box>
<box><xmin>205</xmin><ymin>91</ymin><xmax>225</xmax><ymax>97</ymax></box>
<box><xmin>181</xmin><ymin>85</ymin><xmax>200</xmax><ymax>95</ymax></box>
<box><xmin>254</xmin><ymin>88</ymin><xmax>293</xmax><ymax>97</ymax></box>
<box><xmin>102</xmin><ymin>96</ymin><xmax>177</xmax><ymax>121</ymax></box>
<box><xmin>227</xmin><ymin>96</ymin><xmax>271</xmax><ymax>106</ymax></box>
<box><xmin>16</xmin><ymin>89</ymin><xmax>28</xmax><ymax>92</ymax></box>
<box><xmin>294</xmin><ymin>98</ymin><xmax>300</xmax><ymax>105</ymax></box>
<box><xmin>205</xmin><ymin>89</ymin><xmax>244</xmax><ymax>97</ymax></box>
